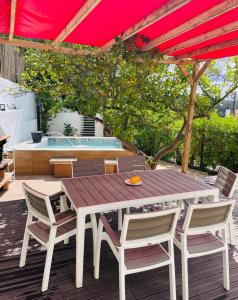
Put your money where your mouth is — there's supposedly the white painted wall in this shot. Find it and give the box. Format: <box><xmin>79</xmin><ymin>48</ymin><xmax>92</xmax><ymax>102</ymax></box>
<box><xmin>49</xmin><ymin>110</ymin><xmax>104</xmax><ymax>136</ymax></box>
<box><xmin>0</xmin><ymin>77</ymin><xmax>37</xmax><ymax>151</ymax></box>
<box><xmin>48</xmin><ymin>110</ymin><xmax>81</xmax><ymax>136</ymax></box>
<box><xmin>95</xmin><ymin>113</ymin><xmax>104</xmax><ymax>136</ymax></box>
<box><xmin>225</xmin><ymin>108</ymin><xmax>231</xmax><ymax>116</ymax></box>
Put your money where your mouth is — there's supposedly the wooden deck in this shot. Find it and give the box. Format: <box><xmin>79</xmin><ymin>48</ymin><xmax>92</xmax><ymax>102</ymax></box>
<box><xmin>1</xmin><ymin>197</ymin><xmax>238</xmax><ymax>300</ymax></box>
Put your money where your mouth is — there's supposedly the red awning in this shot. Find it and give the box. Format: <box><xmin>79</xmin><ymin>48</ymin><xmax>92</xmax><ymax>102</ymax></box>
<box><xmin>0</xmin><ymin>0</ymin><xmax>237</xmax><ymax>60</ymax></box>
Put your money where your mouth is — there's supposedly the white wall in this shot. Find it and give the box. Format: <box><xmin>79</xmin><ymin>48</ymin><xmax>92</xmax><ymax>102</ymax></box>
<box><xmin>95</xmin><ymin>121</ymin><xmax>104</xmax><ymax>136</ymax></box>
<box><xmin>18</xmin><ymin>92</ymin><xmax>37</xmax><ymax>142</ymax></box>
<box><xmin>0</xmin><ymin>110</ymin><xmax>22</xmax><ymax>149</ymax></box>
<box><xmin>49</xmin><ymin>110</ymin><xmax>104</xmax><ymax>136</ymax></box>
<box><xmin>48</xmin><ymin>110</ymin><xmax>82</xmax><ymax>135</ymax></box>
<box><xmin>0</xmin><ymin>81</ymin><xmax>37</xmax><ymax>151</ymax></box>
<box><xmin>225</xmin><ymin>108</ymin><xmax>231</xmax><ymax>116</ymax></box>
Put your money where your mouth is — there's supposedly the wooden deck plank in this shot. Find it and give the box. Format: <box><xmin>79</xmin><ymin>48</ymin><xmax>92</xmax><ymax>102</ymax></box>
<box><xmin>1</xmin><ymin>190</ymin><xmax>238</xmax><ymax>299</ymax></box>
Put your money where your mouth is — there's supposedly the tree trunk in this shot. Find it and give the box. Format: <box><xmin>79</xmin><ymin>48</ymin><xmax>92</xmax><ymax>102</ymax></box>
<box><xmin>153</xmin><ymin>117</ymin><xmax>187</xmax><ymax>162</ymax></box>
<box><xmin>181</xmin><ymin>63</ymin><xmax>199</xmax><ymax>173</ymax></box>
<box><xmin>0</xmin><ymin>45</ymin><xmax>24</xmax><ymax>82</ymax></box>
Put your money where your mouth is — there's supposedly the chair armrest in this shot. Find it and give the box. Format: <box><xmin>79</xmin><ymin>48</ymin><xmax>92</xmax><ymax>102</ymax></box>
<box><xmin>53</xmin><ymin>210</ymin><xmax>76</xmax><ymax>226</ymax></box>
<box><xmin>49</xmin><ymin>190</ymin><xmax>65</xmax><ymax>201</ymax></box>
<box><xmin>100</xmin><ymin>215</ymin><xmax>121</xmax><ymax>247</ymax></box>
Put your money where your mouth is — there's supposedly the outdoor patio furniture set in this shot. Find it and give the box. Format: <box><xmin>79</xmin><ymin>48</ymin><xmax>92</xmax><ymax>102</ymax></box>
<box><xmin>19</xmin><ymin>157</ymin><xmax>238</xmax><ymax>300</ymax></box>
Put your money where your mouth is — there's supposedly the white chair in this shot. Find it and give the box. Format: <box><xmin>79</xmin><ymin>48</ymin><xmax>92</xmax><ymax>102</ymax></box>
<box><xmin>117</xmin><ymin>155</ymin><xmax>145</xmax><ymax>173</ymax></box>
<box><xmin>72</xmin><ymin>158</ymin><xmax>105</xmax><ymax>178</ymax></box>
<box><xmin>185</xmin><ymin>166</ymin><xmax>238</xmax><ymax>244</ymax></box>
<box><xmin>208</xmin><ymin>166</ymin><xmax>238</xmax><ymax>199</ymax></box>
<box><xmin>117</xmin><ymin>155</ymin><xmax>146</xmax><ymax>229</ymax></box>
<box><xmin>19</xmin><ymin>182</ymin><xmax>96</xmax><ymax>292</ymax></box>
<box><xmin>94</xmin><ymin>207</ymin><xmax>180</xmax><ymax>300</ymax></box>
<box><xmin>70</xmin><ymin>158</ymin><xmax>105</xmax><ymax>251</ymax></box>
<box><xmin>185</xmin><ymin>166</ymin><xmax>238</xmax><ymax>204</ymax></box>
<box><xmin>174</xmin><ymin>200</ymin><xmax>235</xmax><ymax>300</ymax></box>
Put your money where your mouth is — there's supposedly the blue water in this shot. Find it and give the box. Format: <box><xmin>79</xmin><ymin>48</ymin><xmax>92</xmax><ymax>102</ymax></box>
<box><xmin>36</xmin><ymin>137</ymin><xmax>123</xmax><ymax>150</ymax></box>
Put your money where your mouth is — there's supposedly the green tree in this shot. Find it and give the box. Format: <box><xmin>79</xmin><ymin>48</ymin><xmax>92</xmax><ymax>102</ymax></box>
<box><xmin>21</xmin><ymin>44</ymin><xmax>238</xmax><ymax>167</ymax></box>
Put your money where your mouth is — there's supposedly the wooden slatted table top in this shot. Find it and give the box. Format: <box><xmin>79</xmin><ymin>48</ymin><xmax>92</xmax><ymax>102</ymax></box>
<box><xmin>61</xmin><ymin>169</ymin><xmax>218</xmax><ymax>215</ymax></box>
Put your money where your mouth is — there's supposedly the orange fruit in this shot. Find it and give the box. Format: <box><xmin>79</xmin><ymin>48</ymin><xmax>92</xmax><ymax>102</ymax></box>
<box><xmin>129</xmin><ymin>175</ymin><xmax>141</xmax><ymax>185</ymax></box>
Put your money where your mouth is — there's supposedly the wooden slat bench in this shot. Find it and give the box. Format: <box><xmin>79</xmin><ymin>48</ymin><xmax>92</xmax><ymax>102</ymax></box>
<box><xmin>0</xmin><ymin>173</ymin><xmax>12</xmax><ymax>190</ymax></box>
<box><xmin>0</xmin><ymin>157</ymin><xmax>14</xmax><ymax>190</ymax></box>
<box><xmin>50</xmin><ymin>158</ymin><xmax>118</xmax><ymax>178</ymax></box>
<box><xmin>104</xmin><ymin>159</ymin><xmax>118</xmax><ymax>174</ymax></box>
<box><xmin>49</xmin><ymin>158</ymin><xmax>77</xmax><ymax>178</ymax></box>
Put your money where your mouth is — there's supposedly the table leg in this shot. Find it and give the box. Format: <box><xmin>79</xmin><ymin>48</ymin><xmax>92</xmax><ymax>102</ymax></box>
<box><xmin>60</xmin><ymin>194</ymin><xmax>69</xmax><ymax>245</ymax></box>
<box><xmin>194</xmin><ymin>197</ymin><xmax>199</xmax><ymax>204</ymax></box>
<box><xmin>60</xmin><ymin>194</ymin><xmax>67</xmax><ymax>212</ymax></box>
<box><xmin>76</xmin><ymin>213</ymin><xmax>86</xmax><ymax>288</ymax></box>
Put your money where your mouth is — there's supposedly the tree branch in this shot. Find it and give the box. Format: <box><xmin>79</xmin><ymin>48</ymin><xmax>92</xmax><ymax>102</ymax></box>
<box><xmin>199</xmin><ymin>83</ymin><xmax>238</xmax><ymax>108</ymax></box>
<box><xmin>153</xmin><ymin>117</ymin><xmax>187</xmax><ymax>162</ymax></box>
<box><xmin>214</xmin><ymin>84</ymin><xmax>238</xmax><ymax>105</ymax></box>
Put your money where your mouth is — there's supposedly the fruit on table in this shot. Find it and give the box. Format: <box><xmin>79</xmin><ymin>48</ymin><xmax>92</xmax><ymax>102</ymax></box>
<box><xmin>129</xmin><ymin>175</ymin><xmax>141</xmax><ymax>185</ymax></box>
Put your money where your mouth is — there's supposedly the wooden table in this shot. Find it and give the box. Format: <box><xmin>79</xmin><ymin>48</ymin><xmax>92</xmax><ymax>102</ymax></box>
<box><xmin>61</xmin><ymin>169</ymin><xmax>219</xmax><ymax>288</ymax></box>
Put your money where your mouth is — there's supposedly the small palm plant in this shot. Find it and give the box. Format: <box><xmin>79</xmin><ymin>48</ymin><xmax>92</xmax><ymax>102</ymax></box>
<box><xmin>63</xmin><ymin>122</ymin><xmax>77</xmax><ymax>136</ymax></box>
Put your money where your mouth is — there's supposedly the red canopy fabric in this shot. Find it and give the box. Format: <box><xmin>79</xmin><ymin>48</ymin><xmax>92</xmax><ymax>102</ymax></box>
<box><xmin>0</xmin><ymin>0</ymin><xmax>237</xmax><ymax>60</ymax></box>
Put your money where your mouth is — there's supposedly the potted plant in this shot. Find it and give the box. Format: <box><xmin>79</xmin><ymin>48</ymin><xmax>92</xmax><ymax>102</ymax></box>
<box><xmin>63</xmin><ymin>122</ymin><xmax>77</xmax><ymax>136</ymax></box>
<box><xmin>31</xmin><ymin>131</ymin><xmax>43</xmax><ymax>143</ymax></box>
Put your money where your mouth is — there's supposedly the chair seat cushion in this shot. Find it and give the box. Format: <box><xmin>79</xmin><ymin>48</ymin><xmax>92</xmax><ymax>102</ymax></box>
<box><xmin>28</xmin><ymin>210</ymin><xmax>76</xmax><ymax>243</ymax></box>
<box><xmin>124</xmin><ymin>244</ymin><xmax>169</xmax><ymax>270</ymax></box>
<box><xmin>175</xmin><ymin>232</ymin><xmax>224</xmax><ymax>254</ymax></box>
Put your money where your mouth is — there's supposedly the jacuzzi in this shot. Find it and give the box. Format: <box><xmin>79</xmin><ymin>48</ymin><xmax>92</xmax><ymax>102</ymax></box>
<box><xmin>14</xmin><ymin>137</ymin><xmax>133</xmax><ymax>176</ymax></box>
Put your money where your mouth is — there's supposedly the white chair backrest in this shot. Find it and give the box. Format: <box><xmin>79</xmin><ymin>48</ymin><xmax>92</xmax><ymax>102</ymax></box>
<box><xmin>117</xmin><ymin>155</ymin><xmax>145</xmax><ymax>173</ymax></box>
<box><xmin>22</xmin><ymin>182</ymin><xmax>55</xmax><ymax>225</ymax></box>
<box><xmin>183</xmin><ymin>200</ymin><xmax>235</xmax><ymax>234</ymax></box>
<box><xmin>215</xmin><ymin>166</ymin><xmax>238</xmax><ymax>198</ymax></box>
<box><xmin>120</xmin><ymin>207</ymin><xmax>180</xmax><ymax>248</ymax></box>
<box><xmin>72</xmin><ymin>158</ymin><xmax>105</xmax><ymax>177</ymax></box>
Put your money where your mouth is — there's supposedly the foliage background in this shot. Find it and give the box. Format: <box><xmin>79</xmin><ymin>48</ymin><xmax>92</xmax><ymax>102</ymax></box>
<box><xmin>20</xmin><ymin>45</ymin><xmax>238</xmax><ymax>170</ymax></box>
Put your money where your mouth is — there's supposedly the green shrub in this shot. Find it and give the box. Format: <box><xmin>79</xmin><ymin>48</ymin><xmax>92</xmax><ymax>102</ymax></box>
<box><xmin>63</xmin><ymin>122</ymin><xmax>77</xmax><ymax>136</ymax></box>
<box><xmin>134</xmin><ymin>126</ymin><xmax>174</xmax><ymax>158</ymax></box>
<box><xmin>190</xmin><ymin>114</ymin><xmax>238</xmax><ymax>172</ymax></box>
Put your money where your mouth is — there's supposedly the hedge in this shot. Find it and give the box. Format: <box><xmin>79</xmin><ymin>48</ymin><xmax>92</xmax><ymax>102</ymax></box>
<box><xmin>134</xmin><ymin>114</ymin><xmax>238</xmax><ymax>172</ymax></box>
<box><xmin>190</xmin><ymin>114</ymin><xmax>238</xmax><ymax>172</ymax></box>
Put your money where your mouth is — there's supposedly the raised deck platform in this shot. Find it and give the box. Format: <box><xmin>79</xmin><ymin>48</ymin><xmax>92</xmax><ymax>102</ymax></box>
<box><xmin>0</xmin><ymin>196</ymin><xmax>238</xmax><ymax>299</ymax></box>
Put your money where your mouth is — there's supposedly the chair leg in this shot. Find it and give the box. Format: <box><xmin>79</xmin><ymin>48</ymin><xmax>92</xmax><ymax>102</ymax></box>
<box><xmin>181</xmin><ymin>235</ymin><xmax>189</xmax><ymax>300</ymax></box>
<box><xmin>118</xmin><ymin>209</ymin><xmax>123</xmax><ymax>230</ymax></box>
<box><xmin>90</xmin><ymin>213</ymin><xmax>97</xmax><ymax>266</ymax></box>
<box><xmin>119</xmin><ymin>249</ymin><xmax>126</xmax><ymax>300</ymax></box>
<box><xmin>228</xmin><ymin>219</ymin><xmax>235</xmax><ymax>246</ymax></box>
<box><xmin>168</xmin><ymin>241</ymin><xmax>177</xmax><ymax>300</ymax></box>
<box><xmin>223</xmin><ymin>247</ymin><xmax>230</xmax><ymax>290</ymax></box>
<box><xmin>222</xmin><ymin>228</ymin><xmax>230</xmax><ymax>290</ymax></box>
<box><xmin>94</xmin><ymin>219</ymin><xmax>103</xmax><ymax>279</ymax></box>
<box><xmin>19</xmin><ymin>213</ymin><xmax>33</xmax><ymax>267</ymax></box>
<box><xmin>41</xmin><ymin>227</ymin><xmax>56</xmax><ymax>292</ymax></box>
